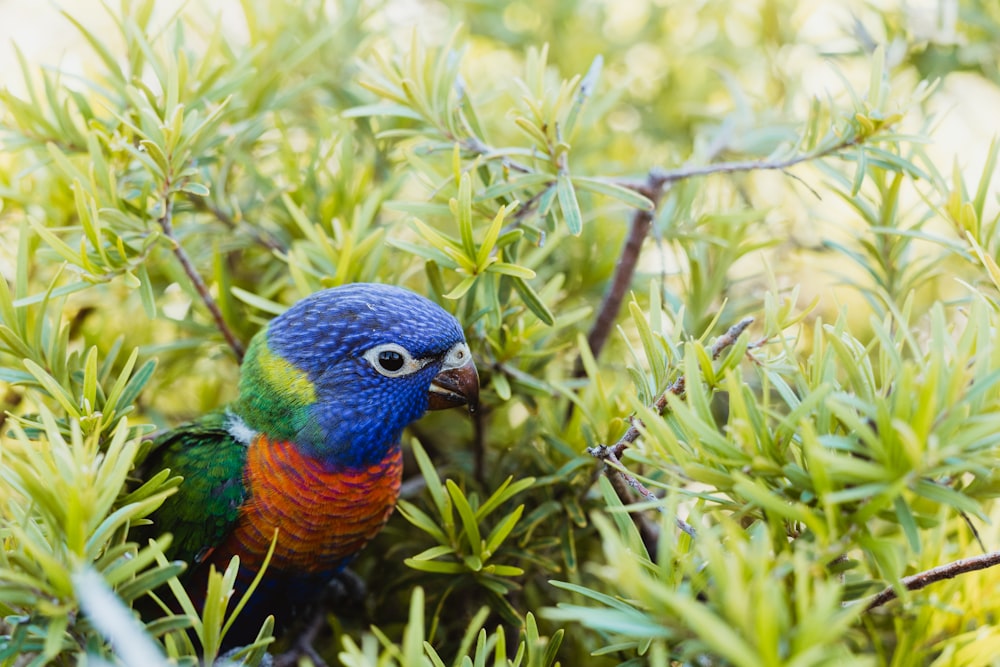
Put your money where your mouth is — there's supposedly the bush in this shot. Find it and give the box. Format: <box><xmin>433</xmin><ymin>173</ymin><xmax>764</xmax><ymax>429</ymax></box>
<box><xmin>2</xmin><ymin>0</ymin><xmax>1000</xmax><ymax>664</ymax></box>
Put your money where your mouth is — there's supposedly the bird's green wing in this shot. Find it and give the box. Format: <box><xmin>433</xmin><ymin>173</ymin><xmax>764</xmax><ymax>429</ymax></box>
<box><xmin>142</xmin><ymin>411</ymin><xmax>249</xmax><ymax>566</ymax></box>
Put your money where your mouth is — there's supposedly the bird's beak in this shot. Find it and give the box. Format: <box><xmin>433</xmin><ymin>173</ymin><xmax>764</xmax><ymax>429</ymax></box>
<box><xmin>428</xmin><ymin>360</ymin><xmax>480</xmax><ymax>414</ymax></box>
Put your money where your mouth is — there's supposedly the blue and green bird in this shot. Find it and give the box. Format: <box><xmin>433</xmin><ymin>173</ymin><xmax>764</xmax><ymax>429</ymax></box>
<box><xmin>141</xmin><ymin>283</ymin><xmax>479</xmax><ymax>643</ymax></box>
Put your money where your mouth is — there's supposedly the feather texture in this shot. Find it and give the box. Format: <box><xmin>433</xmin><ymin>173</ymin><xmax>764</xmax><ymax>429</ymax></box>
<box><xmin>139</xmin><ymin>283</ymin><xmax>478</xmax><ymax>647</ymax></box>
<box><xmin>206</xmin><ymin>434</ymin><xmax>403</xmax><ymax>575</ymax></box>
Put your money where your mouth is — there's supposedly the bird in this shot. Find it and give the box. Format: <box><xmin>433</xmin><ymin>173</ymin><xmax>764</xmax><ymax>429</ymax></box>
<box><xmin>138</xmin><ymin>282</ymin><xmax>479</xmax><ymax>646</ymax></box>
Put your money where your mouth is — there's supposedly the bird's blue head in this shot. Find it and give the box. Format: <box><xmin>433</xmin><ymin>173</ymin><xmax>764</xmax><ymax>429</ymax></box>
<box><xmin>234</xmin><ymin>283</ymin><xmax>478</xmax><ymax>468</ymax></box>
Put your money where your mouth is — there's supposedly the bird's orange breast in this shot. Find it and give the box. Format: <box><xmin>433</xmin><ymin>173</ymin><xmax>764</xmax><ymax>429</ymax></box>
<box><xmin>210</xmin><ymin>435</ymin><xmax>403</xmax><ymax>575</ymax></box>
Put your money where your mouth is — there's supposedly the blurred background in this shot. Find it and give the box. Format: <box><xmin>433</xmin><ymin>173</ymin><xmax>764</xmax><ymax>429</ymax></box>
<box><xmin>3</xmin><ymin>1</ymin><xmax>1000</xmax><ymax>664</ymax></box>
<box><xmin>2</xmin><ymin>0</ymin><xmax>999</xmax><ymax>316</ymax></box>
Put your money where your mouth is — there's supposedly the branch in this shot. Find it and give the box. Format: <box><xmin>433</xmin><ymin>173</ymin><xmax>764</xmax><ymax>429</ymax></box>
<box><xmin>445</xmin><ymin>106</ymin><xmax>862</xmax><ymax>381</ymax></box>
<box><xmin>602</xmin><ymin>447</ymin><xmax>696</xmax><ymax>542</ymax></box>
<box><xmin>601</xmin><ymin>316</ymin><xmax>756</xmax><ymax>460</ymax></box>
<box><xmin>861</xmin><ymin>551</ymin><xmax>1000</xmax><ymax>611</ymax></box>
<box><xmin>617</xmin><ymin>134</ymin><xmax>864</xmax><ymax>191</ymax></box>
<box><xmin>586</xmin><ymin>206</ymin><xmax>655</xmax><ymax>367</ymax></box>
<box><xmin>189</xmin><ymin>196</ymin><xmax>287</xmax><ymax>253</ymax></box>
<box><xmin>158</xmin><ymin>194</ymin><xmax>246</xmax><ymax>362</ymax></box>
<box><xmin>586</xmin><ymin>317</ymin><xmax>759</xmax><ymax>544</ymax></box>
<box><xmin>472</xmin><ymin>405</ymin><xmax>487</xmax><ymax>487</ymax></box>
<box><xmin>575</xmin><ymin>134</ymin><xmax>862</xmax><ymax>374</ymax></box>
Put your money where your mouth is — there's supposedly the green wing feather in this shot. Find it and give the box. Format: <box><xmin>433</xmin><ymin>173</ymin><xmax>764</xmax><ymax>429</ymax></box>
<box><xmin>142</xmin><ymin>411</ymin><xmax>249</xmax><ymax>566</ymax></box>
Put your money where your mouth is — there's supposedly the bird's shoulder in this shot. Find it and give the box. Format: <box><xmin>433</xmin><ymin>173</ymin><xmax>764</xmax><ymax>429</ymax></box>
<box><xmin>144</xmin><ymin>411</ymin><xmax>251</xmax><ymax>566</ymax></box>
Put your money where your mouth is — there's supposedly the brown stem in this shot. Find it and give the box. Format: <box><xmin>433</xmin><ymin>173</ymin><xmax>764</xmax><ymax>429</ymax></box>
<box><xmin>574</xmin><ymin>173</ymin><xmax>666</xmax><ymax>379</ymax></box>
<box><xmin>575</xmin><ymin>135</ymin><xmax>860</xmax><ymax>376</ymax></box>
<box><xmin>600</xmin><ymin>448</ymin><xmax>696</xmax><ymax>542</ymax></box>
<box><xmin>608</xmin><ymin>316</ymin><xmax>756</xmax><ymax>458</ymax></box>
<box><xmin>158</xmin><ymin>194</ymin><xmax>246</xmax><ymax>362</ymax></box>
<box><xmin>472</xmin><ymin>405</ymin><xmax>486</xmax><ymax>487</ymax></box>
<box><xmin>615</xmin><ymin>134</ymin><xmax>864</xmax><ymax>191</ymax></box>
<box><xmin>582</xmin><ymin>209</ymin><xmax>654</xmax><ymax>371</ymax></box>
<box><xmin>862</xmin><ymin>551</ymin><xmax>1000</xmax><ymax>611</ymax></box>
<box><xmin>586</xmin><ymin>317</ymin><xmax>760</xmax><ymax>546</ymax></box>
<box><xmin>189</xmin><ymin>195</ymin><xmax>287</xmax><ymax>253</ymax></box>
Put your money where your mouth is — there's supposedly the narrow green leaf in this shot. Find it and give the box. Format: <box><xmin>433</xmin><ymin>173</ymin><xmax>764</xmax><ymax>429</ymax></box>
<box><xmin>492</xmin><ymin>372</ymin><xmax>511</xmax><ymax>401</ymax></box>
<box><xmin>396</xmin><ymin>500</ymin><xmax>449</xmax><ymax>543</ymax></box>
<box><xmin>488</xmin><ymin>262</ymin><xmax>535</xmax><ymax>279</ymax></box>
<box><xmin>101</xmin><ymin>348</ymin><xmax>139</xmax><ymax>418</ymax></box>
<box><xmin>342</xmin><ymin>102</ymin><xmax>425</xmax><ymax>120</ymax></box>
<box><xmin>475</xmin><ymin>205</ymin><xmax>508</xmax><ymax>270</ymax></box>
<box><xmin>31</xmin><ymin>221</ymin><xmax>82</xmax><ymax>267</ymax></box>
<box><xmin>893</xmin><ymin>496</ymin><xmax>920</xmax><ymax>553</ymax></box>
<box><xmin>477</xmin><ymin>174</ymin><xmax>552</xmax><ymax>202</ymax></box>
<box><xmin>573</xmin><ymin>176</ymin><xmax>654</xmax><ymax>211</ymax></box>
<box><xmin>138</xmin><ymin>264</ymin><xmax>157</xmax><ymax>319</ymax></box>
<box><xmin>557</xmin><ymin>173</ymin><xmax>583</xmax><ymax>235</ymax></box>
<box><xmin>564</xmin><ymin>54</ymin><xmax>602</xmax><ymax>137</ymax></box>
<box><xmin>444</xmin><ymin>275</ymin><xmax>477</xmax><ymax>300</ymax></box>
<box><xmin>23</xmin><ymin>359</ymin><xmax>80</xmax><ymax>417</ymax></box>
<box><xmin>230</xmin><ymin>287</ymin><xmax>288</xmax><ymax>316</ymax></box>
<box><xmin>851</xmin><ymin>147</ymin><xmax>866</xmax><ymax>196</ymax></box>
<box><xmin>629</xmin><ymin>300</ymin><xmax>666</xmax><ymax>391</ymax></box>
<box><xmin>178</xmin><ymin>181</ymin><xmax>210</xmax><ymax>196</ymax></box>
<box><xmin>514</xmin><ymin>116</ymin><xmax>550</xmax><ymax>149</ymax></box>
<box><xmin>81</xmin><ymin>346</ymin><xmax>99</xmax><ymax>410</ymax></box>
<box><xmin>409</xmin><ymin>545</ymin><xmax>455</xmax><ymax>561</ymax></box>
<box><xmin>447</xmin><ymin>479</ymin><xmax>482</xmax><ymax>556</ymax></box>
<box><xmin>116</xmin><ymin>358</ymin><xmax>158</xmax><ymax>413</ymax></box>
<box><xmin>484</xmin><ymin>505</ymin><xmax>524</xmax><ymax>556</ymax></box>
<box><xmin>973</xmin><ymin>138</ymin><xmax>999</xmax><ymax>222</ymax></box>
<box><xmin>410</xmin><ymin>438</ymin><xmax>453</xmax><ymax>532</ymax></box>
<box><xmin>456</xmin><ymin>173</ymin><xmax>476</xmax><ymax>259</ymax></box>
<box><xmin>510</xmin><ymin>277</ymin><xmax>555</xmax><ymax>325</ymax></box>
<box><xmin>476</xmin><ymin>476</ymin><xmax>536</xmax><ymax>519</ymax></box>
<box><xmin>404</xmin><ymin>558</ymin><xmax>465</xmax><ymax>574</ymax></box>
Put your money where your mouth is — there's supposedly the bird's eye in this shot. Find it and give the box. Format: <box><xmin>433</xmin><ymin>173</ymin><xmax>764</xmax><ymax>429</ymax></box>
<box><xmin>364</xmin><ymin>343</ymin><xmax>427</xmax><ymax>377</ymax></box>
<box><xmin>378</xmin><ymin>349</ymin><xmax>404</xmax><ymax>372</ymax></box>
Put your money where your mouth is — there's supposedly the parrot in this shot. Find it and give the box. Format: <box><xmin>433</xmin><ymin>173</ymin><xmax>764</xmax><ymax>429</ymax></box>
<box><xmin>138</xmin><ymin>282</ymin><xmax>479</xmax><ymax>646</ymax></box>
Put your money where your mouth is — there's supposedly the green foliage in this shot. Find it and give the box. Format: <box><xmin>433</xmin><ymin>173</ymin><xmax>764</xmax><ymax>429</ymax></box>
<box><xmin>0</xmin><ymin>407</ymin><xmax>177</xmax><ymax>662</ymax></box>
<box><xmin>549</xmin><ymin>509</ymin><xmax>868</xmax><ymax>667</ymax></box>
<box><xmin>340</xmin><ymin>588</ymin><xmax>561</xmax><ymax>667</ymax></box>
<box><xmin>2</xmin><ymin>0</ymin><xmax>1000</xmax><ymax>665</ymax></box>
<box><xmin>397</xmin><ymin>440</ymin><xmax>533</xmax><ymax>624</ymax></box>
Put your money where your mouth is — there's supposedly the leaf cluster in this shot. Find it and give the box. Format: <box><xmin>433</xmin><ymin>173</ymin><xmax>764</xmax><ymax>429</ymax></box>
<box><xmin>1</xmin><ymin>1</ymin><xmax>1000</xmax><ymax>666</ymax></box>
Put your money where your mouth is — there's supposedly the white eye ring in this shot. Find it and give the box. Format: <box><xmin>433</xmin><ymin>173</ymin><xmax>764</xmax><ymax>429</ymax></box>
<box><xmin>441</xmin><ymin>342</ymin><xmax>472</xmax><ymax>370</ymax></box>
<box><xmin>363</xmin><ymin>343</ymin><xmax>429</xmax><ymax>377</ymax></box>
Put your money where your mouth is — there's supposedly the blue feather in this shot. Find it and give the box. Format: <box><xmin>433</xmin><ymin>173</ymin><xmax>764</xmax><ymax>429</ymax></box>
<box><xmin>255</xmin><ymin>283</ymin><xmax>466</xmax><ymax>468</ymax></box>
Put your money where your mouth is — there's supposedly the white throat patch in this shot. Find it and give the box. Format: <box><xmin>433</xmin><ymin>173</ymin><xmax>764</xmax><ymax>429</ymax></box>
<box><xmin>225</xmin><ymin>410</ymin><xmax>258</xmax><ymax>446</ymax></box>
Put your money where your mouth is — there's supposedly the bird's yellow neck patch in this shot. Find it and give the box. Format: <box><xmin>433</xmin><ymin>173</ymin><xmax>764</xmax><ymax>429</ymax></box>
<box><xmin>251</xmin><ymin>334</ymin><xmax>316</xmax><ymax>406</ymax></box>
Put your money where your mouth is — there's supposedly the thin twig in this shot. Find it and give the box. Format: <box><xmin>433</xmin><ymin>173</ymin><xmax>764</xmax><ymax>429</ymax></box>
<box><xmin>578</xmin><ymin>198</ymin><xmax>657</xmax><ymax>376</ymax></box>
<box><xmin>273</xmin><ymin>611</ymin><xmax>329</xmax><ymax>667</ymax></box>
<box><xmin>861</xmin><ymin>551</ymin><xmax>1000</xmax><ymax>611</ymax></box>
<box><xmin>189</xmin><ymin>196</ymin><xmax>287</xmax><ymax>253</ymax></box>
<box><xmin>606</xmin><ymin>316</ymin><xmax>756</xmax><ymax>459</ymax></box>
<box><xmin>601</xmin><ymin>447</ymin><xmax>696</xmax><ymax>541</ymax></box>
<box><xmin>586</xmin><ymin>317</ymin><xmax>758</xmax><ymax>545</ymax></box>
<box><xmin>472</xmin><ymin>405</ymin><xmax>486</xmax><ymax>487</ymax></box>
<box><xmin>605</xmin><ymin>461</ymin><xmax>663</xmax><ymax>558</ymax></box>
<box><xmin>158</xmin><ymin>194</ymin><xmax>246</xmax><ymax>362</ymax></box>
<box><xmin>615</xmin><ymin>134</ymin><xmax>864</xmax><ymax>191</ymax></box>
<box><xmin>564</xmin><ymin>194</ymin><xmax>657</xmax><ymax>418</ymax></box>
<box><xmin>574</xmin><ymin>135</ymin><xmax>861</xmax><ymax>377</ymax></box>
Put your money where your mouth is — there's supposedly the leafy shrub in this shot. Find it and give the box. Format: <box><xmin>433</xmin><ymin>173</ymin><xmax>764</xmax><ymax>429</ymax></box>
<box><xmin>2</xmin><ymin>0</ymin><xmax>1000</xmax><ymax>665</ymax></box>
